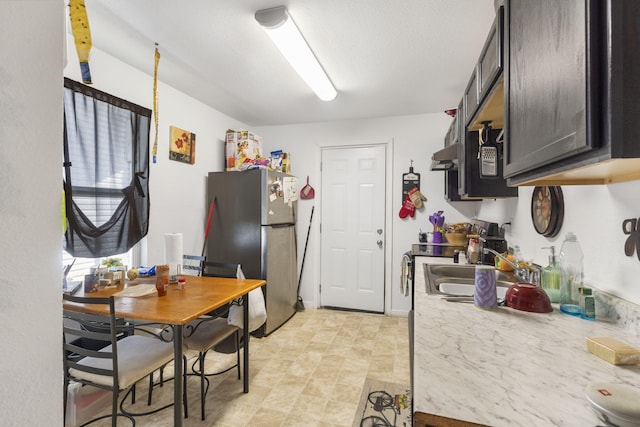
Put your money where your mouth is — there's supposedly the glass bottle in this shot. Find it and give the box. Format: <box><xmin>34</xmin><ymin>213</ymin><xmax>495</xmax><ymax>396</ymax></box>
<box><xmin>559</xmin><ymin>232</ymin><xmax>583</xmax><ymax>315</ymax></box>
<box><xmin>513</xmin><ymin>245</ymin><xmax>524</xmax><ymax>268</ymax></box>
<box><xmin>156</xmin><ymin>264</ymin><xmax>170</xmax><ymax>296</ymax></box>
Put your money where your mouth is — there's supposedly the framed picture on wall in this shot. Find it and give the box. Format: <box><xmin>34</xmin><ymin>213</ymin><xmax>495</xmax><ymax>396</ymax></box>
<box><xmin>169</xmin><ymin>126</ymin><xmax>196</xmax><ymax>164</ymax></box>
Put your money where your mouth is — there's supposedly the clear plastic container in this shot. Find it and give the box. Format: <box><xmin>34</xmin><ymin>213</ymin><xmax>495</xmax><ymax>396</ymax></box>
<box><xmin>559</xmin><ymin>232</ymin><xmax>583</xmax><ymax>315</ymax></box>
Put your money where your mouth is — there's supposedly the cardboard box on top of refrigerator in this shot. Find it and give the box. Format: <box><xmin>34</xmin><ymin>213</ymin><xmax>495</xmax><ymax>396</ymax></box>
<box><xmin>226</xmin><ymin>129</ymin><xmax>263</xmax><ymax>171</ymax></box>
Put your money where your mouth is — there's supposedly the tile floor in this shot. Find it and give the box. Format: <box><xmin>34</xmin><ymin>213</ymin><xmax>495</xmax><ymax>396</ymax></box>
<box><xmin>84</xmin><ymin>308</ymin><xmax>410</xmax><ymax>426</ymax></box>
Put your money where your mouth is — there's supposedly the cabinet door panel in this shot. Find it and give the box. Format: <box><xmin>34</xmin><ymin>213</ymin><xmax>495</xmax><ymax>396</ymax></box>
<box><xmin>479</xmin><ymin>7</ymin><xmax>503</xmax><ymax>101</ymax></box>
<box><xmin>505</xmin><ymin>0</ymin><xmax>597</xmax><ymax>178</ymax></box>
<box><xmin>464</xmin><ymin>71</ymin><xmax>479</xmax><ymax>125</ymax></box>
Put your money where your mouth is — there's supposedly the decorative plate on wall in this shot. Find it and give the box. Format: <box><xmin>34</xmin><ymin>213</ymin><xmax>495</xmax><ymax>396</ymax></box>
<box><xmin>531</xmin><ymin>186</ymin><xmax>564</xmax><ymax>237</ymax></box>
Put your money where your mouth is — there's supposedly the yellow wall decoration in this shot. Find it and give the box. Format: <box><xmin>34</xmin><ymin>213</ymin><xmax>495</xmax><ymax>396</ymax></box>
<box><xmin>152</xmin><ymin>45</ymin><xmax>160</xmax><ymax>163</ymax></box>
<box><xmin>69</xmin><ymin>0</ymin><xmax>92</xmax><ymax>84</ymax></box>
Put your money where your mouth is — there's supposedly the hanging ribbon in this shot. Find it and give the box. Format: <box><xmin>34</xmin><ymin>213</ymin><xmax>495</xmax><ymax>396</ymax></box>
<box><xmin>152</xmin><ymin>45</ymin><xmax>160</xmax><ymax>163</ymax></box>
<box><xmin>69</xmin><ymin>0</ymin><xmax>92</xmax><ymax>84</ymax></box>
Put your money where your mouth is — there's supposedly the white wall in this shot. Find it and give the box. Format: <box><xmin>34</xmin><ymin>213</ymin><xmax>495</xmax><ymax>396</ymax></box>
<box><xmin>57</xmin><ymin>5</ymin><xmax>640</xmax><ymax>317</ymax></box>
<box><xmin>256</xmin><ymin>118</ymin><xmax>640</xmax><ymax>312</ymax></box>
<box><xmin>65</xmin><ymin>38</ymin><xmax>473</xmax><ymax>317</ymax></box>
<box><xmin>62</xmin><ymin>37</ymin><xmax>479</xmax><ymax>316</ymax></box>
<box><xmin>477</xmin><ymin>183</ymin><xmax>640</xmax><ymax>306</ymax></box>
<box><xmin>254</xmin><ymin>115</ymin><xmax>481</xmax><ymax>315</ymax></box>
<box><xmin>63</xmin><ymin>41</ymin><xmax>250</xmax><ymax>265</ymax></box>
<box><xmin>0</xmin><ymin>1</ymin><xmax>64</xmax><ymax>424</ymax></box>
<box><xmin>2</xmin><ymin>4</ymin><xmax>639</xmax><ymax>424</ymax></box>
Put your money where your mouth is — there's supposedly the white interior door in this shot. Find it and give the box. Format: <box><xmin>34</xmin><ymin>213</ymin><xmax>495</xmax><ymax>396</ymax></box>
<box><xmin>320</xmin><ymin>145</ymin><xmax>386</xmax><ymax>312</ymax></box>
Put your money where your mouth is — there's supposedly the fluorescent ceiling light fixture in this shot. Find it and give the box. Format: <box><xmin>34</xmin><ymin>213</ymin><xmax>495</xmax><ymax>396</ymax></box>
<box><xmin>255</xmin><ymin>6</ymin><xmax>337</xmax><ymax>101</ymax></box>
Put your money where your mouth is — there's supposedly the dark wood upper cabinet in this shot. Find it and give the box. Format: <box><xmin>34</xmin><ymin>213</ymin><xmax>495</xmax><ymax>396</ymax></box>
<box><xmin>459</xmin><ymin>128</ymin><xmax>516</xmax><ymax>199</ymax></box>
<box><xmin>478</xmin><ymin>7</ymin><xmax>503</xmax><ymax>111</ymax></box>
<box><xmin>434</xmin><ymin>5</ymin><xmax>516</xmax><ymax>200</ymax></box>
<box><xmin>463</xmin><ymin>70</ymin><xmax>479</xmax><ymax>126</ymax></box>
<box><xmin>458</xmin><ymin>5</ymin><xmax>516</xmax><ymax>199</ymax></box>
<box><xmin>465</xmin><ymin>7</ymin><xmax>504</xmax><ymax>129</ymax></box>
<box><xmin>504</xmin><ymin>0</ymin><xmax>640</xmax><ymax>185</ymax></box>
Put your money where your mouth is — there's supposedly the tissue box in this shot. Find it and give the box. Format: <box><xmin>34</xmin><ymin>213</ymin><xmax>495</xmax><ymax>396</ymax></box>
<box><xmin>586</xmin><ymin>337</ymin><xmax>640</xmax><ymax>365</ymax></box>
<box><xmin>226</xmin><ymin>130</ymin><xmax>262</xmax><ymax>171</ymax></box>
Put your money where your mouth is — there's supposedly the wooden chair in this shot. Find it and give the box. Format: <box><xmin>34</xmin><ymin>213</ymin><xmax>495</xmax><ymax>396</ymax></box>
<box><xmin>63</xmin><ymin>294</ymin><xmax>175</xmax><ymax>426</ymax></box>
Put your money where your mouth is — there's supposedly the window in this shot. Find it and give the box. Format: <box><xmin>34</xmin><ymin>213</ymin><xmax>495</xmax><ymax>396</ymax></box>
<box><xmin>62</xmin><ymin>250</ymin><xmax>133</xmax><ymax>283</ymax></box>
<box><xmin>62</xmin><ymin>78</ymin><xmax>151</xmax><ymax>268</ymax></box>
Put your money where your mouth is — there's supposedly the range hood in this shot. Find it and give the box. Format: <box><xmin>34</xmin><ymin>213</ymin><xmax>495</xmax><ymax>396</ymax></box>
<box><xmin>430</xmin><ymin>143</ymin><xmax>459</xmax><ymax>171</ymax></box>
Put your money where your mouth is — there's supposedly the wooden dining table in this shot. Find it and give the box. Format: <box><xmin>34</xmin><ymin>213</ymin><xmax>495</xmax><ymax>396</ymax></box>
<box><xmin>63</xmin><ymin>275</ymin><xmax>266</xmax><ymax>427</ymax></box>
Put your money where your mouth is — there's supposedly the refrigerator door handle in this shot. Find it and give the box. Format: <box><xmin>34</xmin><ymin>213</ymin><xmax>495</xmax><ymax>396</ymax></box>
<box><xmin>269</xmin><ymin>223</ymin><xmax>294</xmax><ymax>228</ymax></box>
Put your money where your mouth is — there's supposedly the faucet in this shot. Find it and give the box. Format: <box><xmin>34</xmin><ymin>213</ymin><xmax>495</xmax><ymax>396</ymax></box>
<box><xmin>482</xmin><ymin>247</ymin><xmax>542</xmax><ymax>285</ymax></box>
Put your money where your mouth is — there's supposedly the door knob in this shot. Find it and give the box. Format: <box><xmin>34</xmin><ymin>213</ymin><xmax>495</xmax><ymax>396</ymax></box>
<box><xmin>377</xmin><ymin>240</ymin><xmax>383</xmax><ymax>248</ymax></box>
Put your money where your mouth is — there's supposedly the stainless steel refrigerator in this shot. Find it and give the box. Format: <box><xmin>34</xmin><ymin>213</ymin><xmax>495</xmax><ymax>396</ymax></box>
<box><xmin>206</xmin><ymin>169</ymin><xmax>297</xmax><ymax>337</ymax></box>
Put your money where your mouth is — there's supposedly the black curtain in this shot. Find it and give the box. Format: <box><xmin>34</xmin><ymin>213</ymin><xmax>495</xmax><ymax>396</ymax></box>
<box><xmin>63</xmin><ymin>78</ymin><xmax>151</xmax><ymax>258</ymax></box>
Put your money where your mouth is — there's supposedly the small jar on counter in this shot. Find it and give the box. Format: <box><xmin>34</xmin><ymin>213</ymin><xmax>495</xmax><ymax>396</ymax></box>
<box><xmin>453</xmin><ymin>250</ymin><xmax>468</xmax><ymax>264</ymax></box>
<box><xmin>467</xmin><ymin>238</ymin><xmax>481</xmax><ymax>264</ymax></box>
<box><xmin>156</xmin><ymin>264</ymin><xmax>170</xmax><ymax>296</ymax></box>
<box><xmin>579</xmin><ymin>287</ymin><xmax>596</xmax><ymax>320</ymax></box>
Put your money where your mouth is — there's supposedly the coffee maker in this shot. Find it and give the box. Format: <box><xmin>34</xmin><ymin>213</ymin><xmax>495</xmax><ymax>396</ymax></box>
<box><xmin>481</xmin><ymin>237</ymin><xmax>508</xmax><ymax>264</ymax></box>
<box><xmin>468</xmin><ymin>220</ymin><xmax>507</xmax><ymax>265</ymax></box>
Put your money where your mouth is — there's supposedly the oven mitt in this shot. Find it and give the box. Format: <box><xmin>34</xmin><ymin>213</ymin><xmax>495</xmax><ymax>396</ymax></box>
<box><xmin>399</xmin><ymin>194</ymin><xmax>416</xmax><ymax>219</ymax></box>
<box><xmin>408</xmin><ymin>187</ymin><xmax>427</xmax><ymax>209</ymax></box>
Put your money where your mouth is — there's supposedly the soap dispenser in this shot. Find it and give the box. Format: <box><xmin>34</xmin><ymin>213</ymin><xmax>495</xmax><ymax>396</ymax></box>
<box><xmin>541</xmin><ymin>246</ymin><xmax>561</xmax><ymax>303</ymax></box>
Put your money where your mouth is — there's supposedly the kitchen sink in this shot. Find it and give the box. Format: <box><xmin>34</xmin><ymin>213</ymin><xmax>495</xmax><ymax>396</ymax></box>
<box><xmin>438</xmin><ymin>282</ymin><xmax>508</xmax><ymax>299</ymax></box>
<box><xmin>423</xmin><ymin>263</ymin><xmax>516</xmax><ymax>297</ymax></box>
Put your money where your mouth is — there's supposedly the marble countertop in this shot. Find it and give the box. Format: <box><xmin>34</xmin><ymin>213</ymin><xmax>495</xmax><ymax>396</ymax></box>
<box><xmin>412</xmin><ymin>258</ymin><xmax>640</xmax><ymax>426</ymax></box>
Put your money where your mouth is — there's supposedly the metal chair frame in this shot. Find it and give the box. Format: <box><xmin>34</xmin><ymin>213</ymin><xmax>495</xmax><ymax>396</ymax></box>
<box><xmin>63</xmin><ymin>294</ymin><xmax>174</xmax><ymax>427</ymax></box>
<box><xmin>187</xmin><ymin>258</ymin><xmax>243</xmax><ymax>420</ymax></box>
<box><xmin>148</xmin><ymin>256</ymin><xmax>244</xmax><ymax>421</ymax></box>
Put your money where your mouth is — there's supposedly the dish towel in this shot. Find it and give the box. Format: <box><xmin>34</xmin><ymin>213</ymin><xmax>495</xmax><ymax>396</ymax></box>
<box><xmin>227</xmin><ymin>265</ymin><xmax>267</xmax><ymax>332</ymax></box>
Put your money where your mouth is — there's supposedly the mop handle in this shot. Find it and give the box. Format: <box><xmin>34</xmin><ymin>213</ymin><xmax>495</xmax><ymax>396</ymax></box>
<box><xmin>201</xmin><ymin>200</ymin><xmax>215</xmax><ymax>259</ymax></box>
<box><xmin>298</xmin><ymin>206</ymin><xmax>314</xmax><ymax>288</ymax></box>
<box><xmin>204</xmin><ymin>201</ymin><xmax>214</xmax><ymax>239</ymax></box>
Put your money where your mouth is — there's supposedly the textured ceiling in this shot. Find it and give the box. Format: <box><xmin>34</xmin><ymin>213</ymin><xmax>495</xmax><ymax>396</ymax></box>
<box><xmin>82</xmin><ymin>0</ymin><xmax>496</xmax><ymax>126</ymax></box>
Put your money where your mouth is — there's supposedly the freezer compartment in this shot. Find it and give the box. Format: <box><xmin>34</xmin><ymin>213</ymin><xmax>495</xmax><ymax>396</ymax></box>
<box><xmin>261</xmin><ymin>169</ymin><xmax>296</xmax><ymax>225</ymax></box>
<box><xmin>207</xmin><ymin>169</ymin><xmax>295</xmax><ymax>227</ymax></box>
